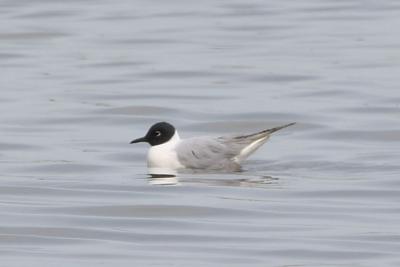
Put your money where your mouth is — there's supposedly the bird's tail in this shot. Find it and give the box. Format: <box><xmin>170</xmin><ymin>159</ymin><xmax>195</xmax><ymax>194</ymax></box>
<box><xmin>232</xmin><ymin>122</ymin><xmax>295</xmax><ymax>162</ymax></box>
<box><xmin>264</xmin><ymin>122</ymin><xmax>296</xmax><ymax>134</ymax></box>
<box><xmin>233</xmin><ymin>122</ymin><xmax>296</xmax><ymax>141</ymax></box>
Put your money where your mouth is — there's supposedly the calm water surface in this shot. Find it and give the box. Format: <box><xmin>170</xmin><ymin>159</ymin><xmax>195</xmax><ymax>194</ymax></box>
<box><xmin>1</xmin><ymin>0</ymin><xmax>400</xmax><ymax>266</ymax></box>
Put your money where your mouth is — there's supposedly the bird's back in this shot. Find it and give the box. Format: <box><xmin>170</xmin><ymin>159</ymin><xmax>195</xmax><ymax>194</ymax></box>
<box><xmin>175</xmin><ymin>123</ymin><xmax>295</xmax><ymax>171</ymax></box>
<box><xmin>175</xmin><ymin>136</ymin><xmax>240</xmax><ymax>170</ymax></box>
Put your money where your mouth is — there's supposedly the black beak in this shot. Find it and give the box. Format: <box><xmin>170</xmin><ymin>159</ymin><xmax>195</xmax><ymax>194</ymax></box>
<box><xmin>130</xmin><ymin>137</ymin><xmax>147</xmax><ymax>144</ymax></box>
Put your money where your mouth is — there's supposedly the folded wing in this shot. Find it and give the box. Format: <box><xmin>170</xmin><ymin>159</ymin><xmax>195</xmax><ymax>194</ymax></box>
<box><xmin>176</xmin><ymin>123</ymin><xmax>295</xmax><ymax>170</ymax></box>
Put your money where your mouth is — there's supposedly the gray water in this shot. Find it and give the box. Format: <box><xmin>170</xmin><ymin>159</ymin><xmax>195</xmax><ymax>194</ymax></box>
<box><xmin>1</xmin><ymin>0</ymin><xmax>400</xmax><ymax>266</ymax></box>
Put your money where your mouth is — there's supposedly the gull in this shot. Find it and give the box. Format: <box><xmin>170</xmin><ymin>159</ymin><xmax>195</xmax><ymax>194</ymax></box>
<box><xmin>130</xmin><ymin>121</ymin><xmax>295</xmax><ymax>172</ymax></box>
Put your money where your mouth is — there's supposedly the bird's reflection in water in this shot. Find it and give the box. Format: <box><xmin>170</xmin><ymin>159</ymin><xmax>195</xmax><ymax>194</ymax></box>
<box><xmin>148</xmin><ymin>173</ymin><xmax>179</xmax><ymax>185</ymax></box>
<box><xmin>148</xmin><ymin>168</ymin><xmax>179</xmax><ymax>185</ymax></box>
<box><xmin>148</xmin><ymin>167</ymin><xmax>280</xmax><ymax>187</ymax></box>
<box><xmin>183</xmin><ymin>175</ymin><xmax>280</xmax><ymax>187</ymax></box>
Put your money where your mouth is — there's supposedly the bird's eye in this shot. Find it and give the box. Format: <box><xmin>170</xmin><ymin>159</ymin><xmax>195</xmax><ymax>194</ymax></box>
<box><xmin>155</xmin><ymin>131</ymin><xmax>161</xmax><ymax>137</ymax></box>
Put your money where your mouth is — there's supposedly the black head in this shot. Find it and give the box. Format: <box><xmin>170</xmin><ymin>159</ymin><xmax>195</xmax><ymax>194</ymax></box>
<box><xmin>130</xmin><ymin>122</ymin><xmax>176</xmax><ymax>146</ymax></box>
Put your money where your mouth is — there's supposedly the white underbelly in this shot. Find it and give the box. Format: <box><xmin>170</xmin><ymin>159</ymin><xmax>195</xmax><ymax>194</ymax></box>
<box><xmin>147</xmin><ymin>147</ymin><xmax>184</xmax><ymax>169</ymax></box>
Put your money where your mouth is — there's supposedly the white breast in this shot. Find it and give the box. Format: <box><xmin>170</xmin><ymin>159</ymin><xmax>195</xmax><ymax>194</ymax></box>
<box><xmin>147</xmin><ymin>131</ymin><xmax>184</xmax><ymax>170</ymax></box>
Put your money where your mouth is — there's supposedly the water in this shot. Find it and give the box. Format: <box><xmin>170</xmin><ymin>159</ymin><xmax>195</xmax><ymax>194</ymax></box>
<box><xmin>1</xmin><ymin>0</ymin><xmax>400</xmax><ymax>266</ymax></box>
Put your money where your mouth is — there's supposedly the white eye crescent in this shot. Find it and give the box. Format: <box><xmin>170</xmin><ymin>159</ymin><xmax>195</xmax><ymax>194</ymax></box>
<box><xmin>155</xmin><ymin>131</ymin><xmax>161</xmax><ymax>137</ymax></box>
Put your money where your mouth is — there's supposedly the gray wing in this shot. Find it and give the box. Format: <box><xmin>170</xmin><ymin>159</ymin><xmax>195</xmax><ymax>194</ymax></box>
<box><xmin>220</xmin><ymin>122</ymin><xmax>296</xmax><ymax>161</ymax></box>
<box><xmin>176</xmin><ymin>123</ymin><xmax>295</xmax><ymax>170</ymax></box>
<box><xmin>176</xmin><ymin>136</ymin><xmax>241</xmax><ymax>171</ymax></box>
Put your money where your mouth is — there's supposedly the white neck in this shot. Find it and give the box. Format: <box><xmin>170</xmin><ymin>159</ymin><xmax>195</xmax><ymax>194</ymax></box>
<box><xmin>164</xmin><ymin>130</ymin><xmax>180</xmax><ymax>145</ymax></box>
<box><xmin>147</xmin><ymin>131</ymin><xmax>183</xmax><ymax>170</ymax></box>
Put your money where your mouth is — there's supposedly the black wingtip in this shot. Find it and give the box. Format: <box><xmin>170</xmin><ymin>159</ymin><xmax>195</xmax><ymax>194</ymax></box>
<box><xmin>266</xmin><ymin>122</ymin><xmax>296</xmax><ymax>134</ymax></box>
